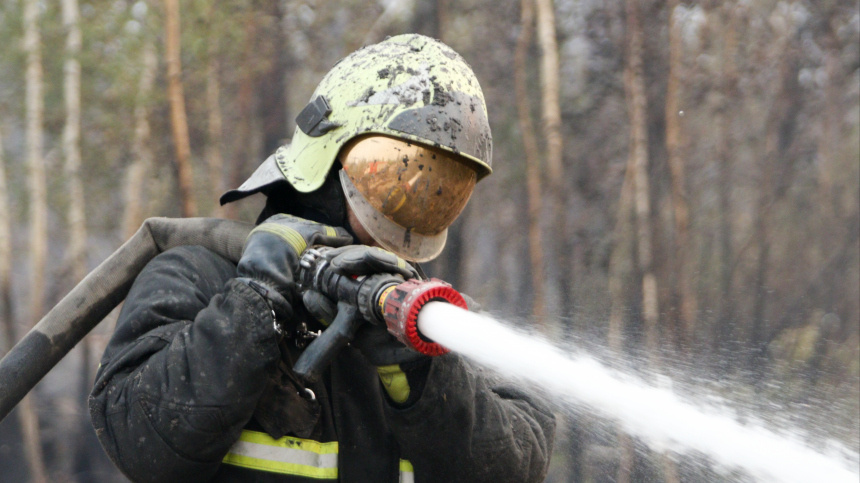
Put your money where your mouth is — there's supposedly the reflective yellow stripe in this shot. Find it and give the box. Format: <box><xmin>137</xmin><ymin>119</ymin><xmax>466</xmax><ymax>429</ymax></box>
<box><xmin>222</xmin><ymin>430</ymin><xmax>338</xmax><ymax>479</ymax></box>
<box><xmin>251</xmin><ymin>224</ymin><xmax>307</xmax><ymax>254</ymax></box>
<box><xmin>400</xmin><ymin>459</ymin><xmax>414</xmax><ymax>483</ymax></box>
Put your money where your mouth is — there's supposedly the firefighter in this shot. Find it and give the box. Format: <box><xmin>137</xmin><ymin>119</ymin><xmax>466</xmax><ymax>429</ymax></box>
<box><xmin>89</xmin><ymin>34</ymin><xmax>555</xmax><ymax>482</ymax></box>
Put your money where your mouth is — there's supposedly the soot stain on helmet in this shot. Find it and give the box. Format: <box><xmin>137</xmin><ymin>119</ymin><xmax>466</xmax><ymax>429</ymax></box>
<box><xmin>430</xmin><ymin>79</ymin><xmax>453</xmax><ymax>107</ymax></box>
<box><xmin>358</xmin><ymin>87</ymin><xmax>376</xmax><ymax>104</ymax></box>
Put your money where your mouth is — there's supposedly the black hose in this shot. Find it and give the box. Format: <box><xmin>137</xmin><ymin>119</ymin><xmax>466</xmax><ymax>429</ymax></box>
<box><xmin>0</xmin><ymin>217</ymin><xmax>252</xmax><ymax>422</ymax></box>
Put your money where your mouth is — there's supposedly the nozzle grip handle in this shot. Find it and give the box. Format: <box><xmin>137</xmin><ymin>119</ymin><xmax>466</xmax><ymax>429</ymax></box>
<box><xmin>292</xmin><ymin>302</ymin><xmax>363</xmax><ymax>383</ymax></box>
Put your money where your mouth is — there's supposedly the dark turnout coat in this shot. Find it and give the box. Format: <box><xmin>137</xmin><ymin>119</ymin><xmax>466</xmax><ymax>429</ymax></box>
<box><xmin>89</xmin><ymin>245</ymin><xmax>555</xmax><ymax>482</ymax></box>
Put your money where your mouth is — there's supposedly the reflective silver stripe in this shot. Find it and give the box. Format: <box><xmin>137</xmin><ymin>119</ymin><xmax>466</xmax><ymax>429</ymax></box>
<box><xmin>230</xmin><ymin>440</ymin><xmax>338</xmax><ymax>467</ymax></box>
<box><xmin>400</xmin><ymin>459</ymin><xmax>414</xmax><ymax>483</ymax></box>
<box><xmin>222</xmin><ymin>430</ymin><xmax>338</xmax><ymax>478</ymax></box>
<box><xmin>223</xmin><ymin>430</ymin><xmax>412</xmax><ymax>480</ymax></box>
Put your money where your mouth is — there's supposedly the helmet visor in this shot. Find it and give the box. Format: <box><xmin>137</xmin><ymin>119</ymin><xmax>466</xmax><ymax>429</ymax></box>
<box><xmin>340</xmin><ymin>135</ymin><xmax>477</xmax><ymax>261</ymax></box>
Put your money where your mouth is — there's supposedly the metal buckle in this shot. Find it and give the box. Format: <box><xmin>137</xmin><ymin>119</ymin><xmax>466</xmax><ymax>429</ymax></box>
<box><xmin>272</xmin><ymin>312</ymin><xmax>283</xmax><ymax>336</ymax></box>
<box><xmin>290</xmin><ymin>322</ymin><xmax>321</xmax><ymax>349</ymax></box>
<box><xmin>301</xmin><ymin>388</ymin><xmax>316</xmax><ymax>401</ymax></box>
<box><xmin>299</xmin><ymin>247</ymin><xmax>324</xmax><ymax>270</ymax></box>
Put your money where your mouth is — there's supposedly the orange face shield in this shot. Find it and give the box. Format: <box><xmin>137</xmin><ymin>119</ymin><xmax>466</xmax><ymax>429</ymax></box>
<box><xmin>339</xmin><ymin>135</ymin><xmax>477</xmax><ymax>262</ymax></box>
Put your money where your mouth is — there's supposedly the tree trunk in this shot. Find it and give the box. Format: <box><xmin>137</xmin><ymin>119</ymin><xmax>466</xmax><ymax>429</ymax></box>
<box><xmin>225</xmin><ymin>17</ymin><xmax>259</xmax><ymax>221</ymax></box>
<box><xmin>606</xmin><ymin>141</ymin><xmax>640</xmax><ymax>483</ymax></box>
<box><xmin>535</xmin><ymin>0</ymin><xmax>566</xmax><ymax>321</ymax></box>
<box><xmin>164</xmin><ymin>0</ymin><xmax>196</xmax><ymax>218</ymax></box>
<box><xmin>608</xmin><ymin>155</ymin><xmax>637</xmax><ymax>351</ymax></box>
<box><xmin>124</xmin><ymin>41</ymin><xmax>158</xmax><ymax>239</ymax></box>
<box><xmin>714</xmin><ymin>1</ymin><xmax>740</xmax><ymax>370</ymax></box>
<box><xmin>22</xmin><ymin>0</ymin><xmax>48</xmax><ymax>479</ymax></box>
<box><xmin>619</xmin><ymin>0</ymin><xmax>659</xmax><ymax>479</ymax></box>
<box><xmin>206</xmin><ymin>6</ymin><xmax>225</xmax><ymax>219</ymax></box>
<box><xmin>607</xmin><ymin>82</ymin><xmax>639</xmax><ymax>483</ymax></box>
<box><xmin>0</xmin><ymin>124</ymin><xmax>14</xmax><ymax>352</ymax></box>
<box><xmin>818</xmin><ymin>21</ymin><xmax>841</xmax><ymax>227</ymax></box>
<box><xmin>651</xmin><ymin>5</ymin><xmax>684</xmax><ymax>483</ymax></box>
<box><xmin>750</xmin><ymin>26</ymin><xmax>799</xmax><ymax>380</ymax></box>
<box><xmin>409</xmin><ymin>0</ymin><xmax>446</xmax><ymax>40</ymax></box>
<box><xmin>61</xmin><ymin>0</ymin><xmax>91</xmax><ymax>475</ymax></box>
<box><xmin>624</xmin><ymin>0</ymin><xmax>658</xmax><ymax>361</ymax></box>
<box><xmin>1</xmin><ymin>127</ymin><xmax>46</xmax><ymax>483</ymax></box>
<box><xmin>665</xmin><ymin>0</ymin><xmax>694</xmax><ymax>352</ymax></box>
<box><xmin>515</xmin><ymin>0</ymin><xmax>546</xmax><ymax>321</ymax></box>
<box><xmin>61</xmin><ymin>0</ymin><xmax>85</xmax><ymax>286</ymax></box>
<box><xmin>362</xmin><ymin>2</ymin><xmax>416</xmax><ymax>45</ymax></box>
<box><xmin>437</xmin><ymin>0</ymin><xmax>448</xmax><ymax>40</ymax></box>
<box><xmin>535</xmin><ymin>0</ymin><xmax>563</xmax><ymax>185</ymax></box>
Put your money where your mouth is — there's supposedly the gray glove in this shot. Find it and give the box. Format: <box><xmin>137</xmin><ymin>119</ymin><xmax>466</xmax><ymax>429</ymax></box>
<box><xmin>237</xmin><ymin>214</ymin><xmax>352</xmax><ymax>322</ymax></box>
<box><xmin>326</xmin><ymin>244</ymin><xmax>419</xmax><ymax>279</ymax></box>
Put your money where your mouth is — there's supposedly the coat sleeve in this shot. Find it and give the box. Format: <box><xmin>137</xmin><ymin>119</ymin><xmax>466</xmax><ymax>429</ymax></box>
<box><xmin>88</xmin><ymin>245</ymin><xmax>281</xmax><ymax>483</ymax></box>
<box><xmin>384</xmin><ymin>354</ymin><xmax>556</xmax><ymax>483</ymax></box>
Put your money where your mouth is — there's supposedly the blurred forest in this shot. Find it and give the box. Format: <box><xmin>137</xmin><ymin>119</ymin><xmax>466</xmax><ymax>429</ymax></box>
<box><xmin>0</xmin><ymin>0</ymin><xmax>858</xmax><ymax>481</ymax></box>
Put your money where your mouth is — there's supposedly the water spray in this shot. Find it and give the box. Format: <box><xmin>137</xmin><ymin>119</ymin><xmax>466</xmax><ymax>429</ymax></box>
<box><xmin>417</xmin><ymin>302</ymin><xmax>860</xmax><ymax>483</ymax></box>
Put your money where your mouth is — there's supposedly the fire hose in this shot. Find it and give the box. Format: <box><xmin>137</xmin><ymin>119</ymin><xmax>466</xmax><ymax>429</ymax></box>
<box><xmin>0</xmin><ymin>217</ymin><xmax>253</xmax><ymax>422</ymax></box>
<box><xmin>0</xmin><ymin>217</ymin><xmax>465</xmax><ymax>421</ymax></box>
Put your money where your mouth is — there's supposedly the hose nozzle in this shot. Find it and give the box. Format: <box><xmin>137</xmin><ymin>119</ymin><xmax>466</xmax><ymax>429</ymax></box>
<box><xmin>378</xmin><ymin>279</ymin><xmax>468</xmax><ymax>356</ymax></box>
<box><xmin>293</xmin><ymin>246</ymin><xmax>468</xmax><ymax>382</ymax></box>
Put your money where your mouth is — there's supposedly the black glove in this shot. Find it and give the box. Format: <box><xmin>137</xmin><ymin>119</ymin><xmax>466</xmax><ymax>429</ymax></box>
<box><xmin>300</xmin><ymin>245</ymin><xmax>431</xmax><ymax>405</ymax></box>
<box><xmin>325</xmin><ymin>244</ymin><xmax>420</xmax><ymax>279</ymax></box>
<box><xmin>236</xmin><ymin>214</ymin><xmax>352</xmax><ymax>324</ymax></box>
<box><xmin>301</xmin><ymin>244</ymin><xmax>420</xmax><ymax>325</ymax></box>
<box><xmin>300</xmin><ymin>245</ymin><xmax>423</xmax><ymax>363</ymax></box>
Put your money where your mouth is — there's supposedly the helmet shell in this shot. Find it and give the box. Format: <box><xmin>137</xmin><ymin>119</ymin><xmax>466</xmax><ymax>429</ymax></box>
<box><xmin>278</xmin><ymin>33</ymin><xmax>492</xmax><ymax>193</ymax></box>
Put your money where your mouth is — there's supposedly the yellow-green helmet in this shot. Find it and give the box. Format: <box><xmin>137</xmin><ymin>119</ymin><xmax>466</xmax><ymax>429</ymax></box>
<box><xmin>222</xmin><ymin>34</ymin><xmax>493</xmax><ymax>261</ymax></box>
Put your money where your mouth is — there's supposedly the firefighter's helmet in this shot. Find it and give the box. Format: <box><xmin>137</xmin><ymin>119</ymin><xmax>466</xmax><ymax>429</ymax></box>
<box><xmin>221</xmin><ymin>34</ymin><xmax>493</xmax><ymax>262</ymax></box>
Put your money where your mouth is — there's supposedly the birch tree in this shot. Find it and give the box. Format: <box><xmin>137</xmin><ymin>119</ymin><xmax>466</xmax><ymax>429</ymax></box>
<box><xmin>62</xmin><ymin>0</ymin><xmax>85</xmax><ymax>287</ymax></box>
<box><xmin>22</xmin><ymin>0</ymin><xmax>48</xmax><ymax>479</ymax></box>
<box><xmin>61</xmin><ymin>0</ymin><xmax>93</xmax><ymax>473</ymax></box>
<box><xmin>0</xmin><ymin>124</ymin><xmax>13</xmax><ymax>353</ymax></box>
<box><xmin>535</xmin><ymin>0</ymin><xmax>562</xmax><ymax>185</ymax></box>
<box><xmin>535</xmin><ymin>0</ymin><xmax>565</xmax><ymax>318</ymax></box>
<box><xmin>124</xmin><ymin>41</ymin><xmax>158</xmax><ymax>239</ymax></box>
